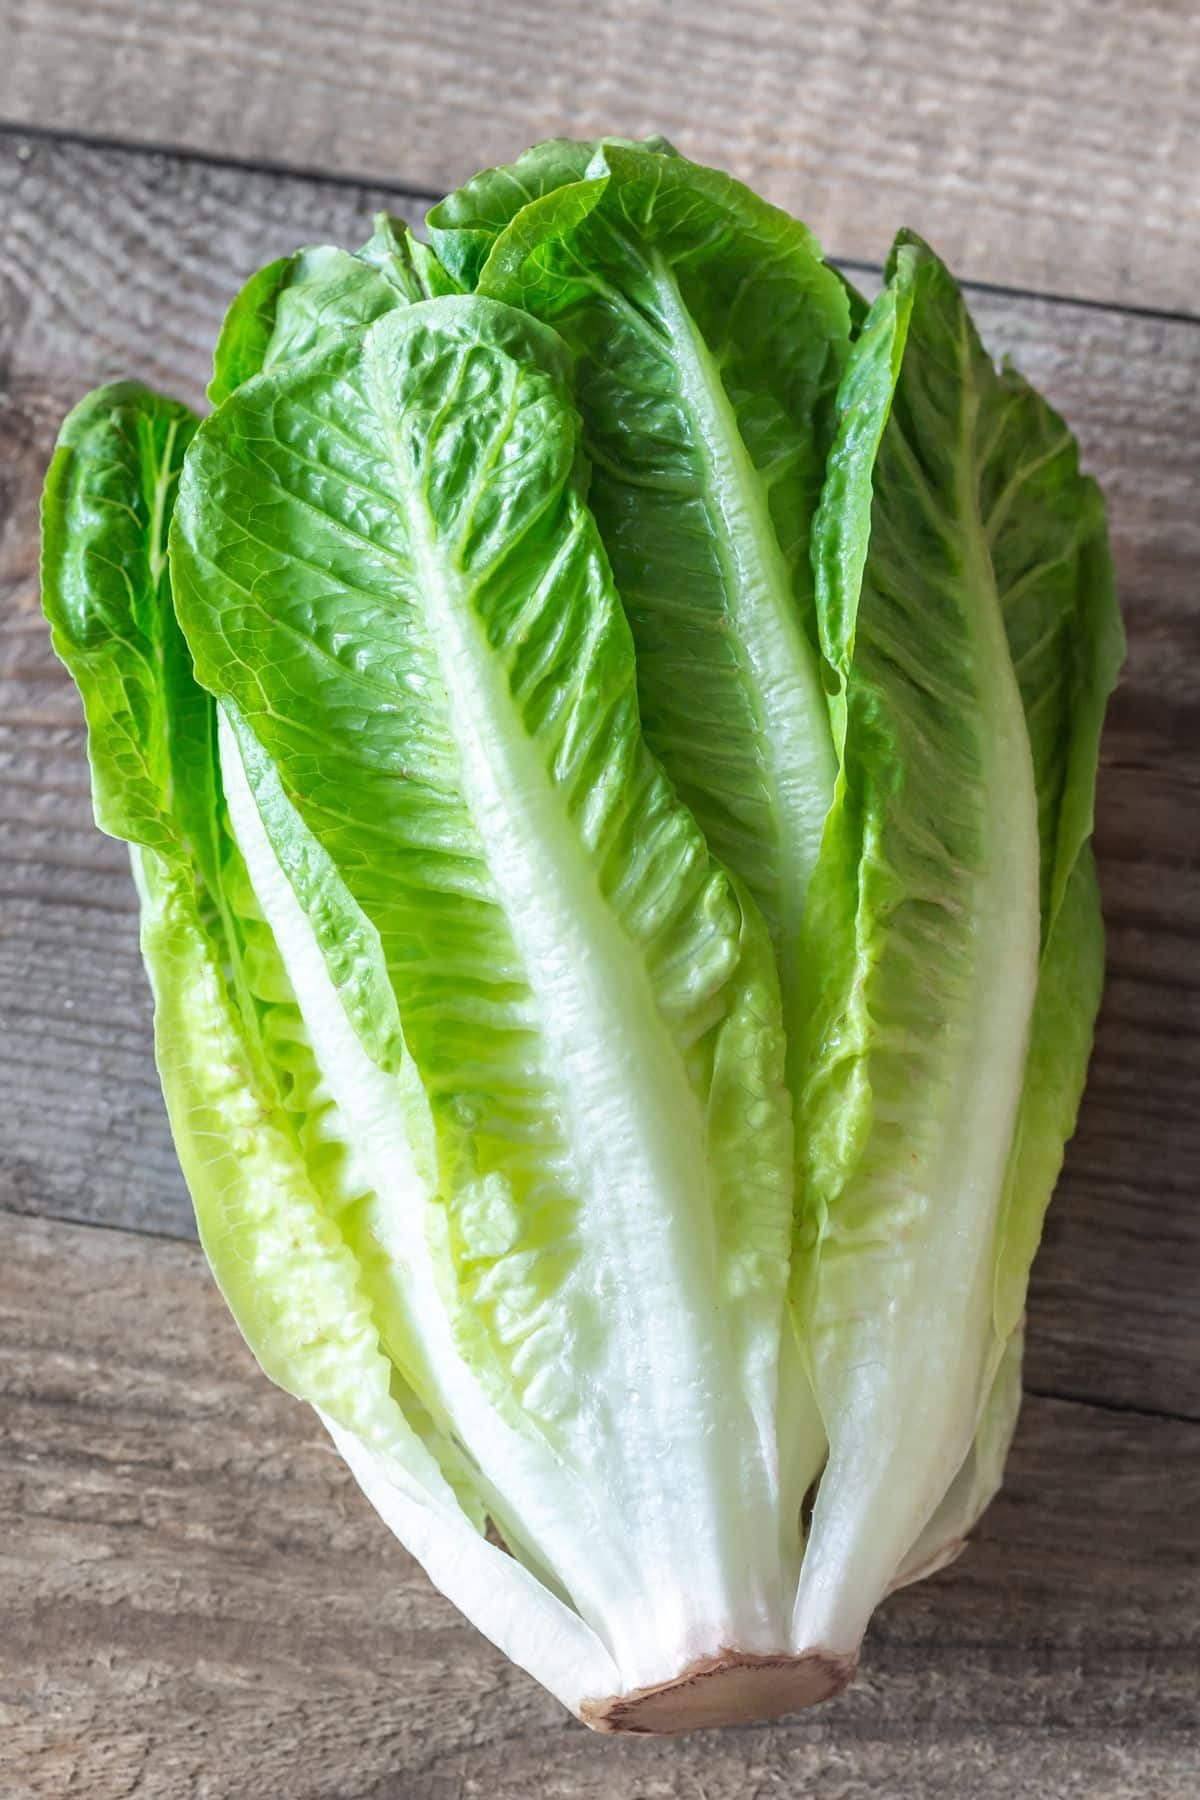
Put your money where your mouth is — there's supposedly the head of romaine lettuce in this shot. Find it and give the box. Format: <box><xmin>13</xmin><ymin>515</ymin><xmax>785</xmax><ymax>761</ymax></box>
<box><xmin>40</xmin><ymin>150</ymin><xmax>1120</xmax><ymax>1731</ymax></box>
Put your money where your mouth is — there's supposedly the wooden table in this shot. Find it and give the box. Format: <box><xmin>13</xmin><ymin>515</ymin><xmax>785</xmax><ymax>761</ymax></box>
<box><xmin>1</xmin><ymin>5</ymin><xmax>1197</xmax><ymax>1795</ymax></box>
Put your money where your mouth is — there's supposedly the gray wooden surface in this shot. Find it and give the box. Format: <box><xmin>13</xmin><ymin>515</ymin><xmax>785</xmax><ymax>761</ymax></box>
<box><xmin>0</xmin><ymin>16</ymin><xmax>1198</xmax><ymax>1792</ymax></box>
<box><xmin>1</xmin><ymin>0</ymin><xmax>1198</xmax><ymax>313</ymax></box>
<box><xmin>3</xmin><ymin>1211</ymin><xmax>1198</xmax><ymax>1799</ymax></box>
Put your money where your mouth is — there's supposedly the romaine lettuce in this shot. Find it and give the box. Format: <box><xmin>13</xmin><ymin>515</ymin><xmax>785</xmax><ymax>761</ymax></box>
<box><xmin>40</xmin><ymin>148</ymin><xmax>1120</xmax><ymax>1735</ymax></box>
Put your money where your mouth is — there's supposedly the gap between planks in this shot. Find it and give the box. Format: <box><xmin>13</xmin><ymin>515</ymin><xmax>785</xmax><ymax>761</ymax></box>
<box><xmin>4</xmin><ymin>1200</ymin><xmax>1196</xmax><ymax>1432</ymax></box>
<box><xmin>0</xmin><ymin>116</ymin><xmax>1196</xmax><ymax>333</ymax></box>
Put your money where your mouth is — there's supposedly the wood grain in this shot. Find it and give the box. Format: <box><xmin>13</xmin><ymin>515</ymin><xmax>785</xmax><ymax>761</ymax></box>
<box><xmin>1</xmin><ymin>128</ymin><xmax>1198</xmax><ymax>1798</ymax></box>
<box><xmin>3</xmin><ymin>137</ymin><xmax>1198</xmax><ymax>1418</ymax></box>
<box><xmin>2</xmin><ymin>1213</ymin><xmax>1197</xmax><ymax>1799</ymax></box>
<box><xmin>0</xmin><ymin>0</ymin><xmax>1197</xmax><ymax>314</ymax></box>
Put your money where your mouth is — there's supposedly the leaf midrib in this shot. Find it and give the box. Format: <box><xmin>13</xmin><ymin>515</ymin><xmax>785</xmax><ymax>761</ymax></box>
<box><xmin>364</xmin><ymin>323</ymin><xmax>762</xmax><ymax>1617</ymax></box>
<box><xmin>645</xmin><ymin>248</ymin><xmax>836</xmax><ymax>1017</ymax></box>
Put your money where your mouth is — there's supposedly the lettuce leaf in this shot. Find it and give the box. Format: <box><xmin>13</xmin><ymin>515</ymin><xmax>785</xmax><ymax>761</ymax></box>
<box><xmin>428</xmin><ymin>135</ymin><xmax>677</xmax><ymax>288</ymax></box>
<box><xmin>432</xmin><ymin>142</ymin><xmax>852</xmax><ymax>1046</ymax></box>
<box><xmin>889</xmin><ymin>1322</ymin><xmax>1025</xmax><ymax>1594</ymax></box>
<box><xmin>41</xmin><ymin>377</ymin><xmax>623</xmax><ymax>1712</ymax></box>
<box><xmin>209</xmin><ymin>213</ymin><xmax>459</xmax><ymax>405</ymax></box>
<box><xmin>790</xmin><ymin>235</ymin><xmax>1118</xmax><ymax>1660</ymax></box>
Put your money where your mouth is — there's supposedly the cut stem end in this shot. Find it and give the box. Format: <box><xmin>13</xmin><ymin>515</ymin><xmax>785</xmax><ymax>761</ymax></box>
<box><xmin>579</xmin><ymin>1648</ymin><xmax>857</xmax><ymax>1735</ymax></box>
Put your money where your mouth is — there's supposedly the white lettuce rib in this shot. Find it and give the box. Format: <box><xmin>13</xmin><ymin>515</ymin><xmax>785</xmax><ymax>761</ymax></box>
<box><xmin>325</xmin><ymin>1417</ymin><xmax>621</xmax><ymax>1714</ymax></box>
<box><xmin>222</xmin><ymin>699</ymin><xmax>786</xmax><ymax>1693</ymax></box>
<box><xmin>219</xmin><ymin>711</ymin><xmax>650</xmax><ymax>1669</ymax></box>
<box><xmin>790</xmin><ymin>407</ymin><xmax>1041</xmax><ymax>1660</ymax></box>
<box><xmin>887</xmin><ymin>1324</ymin><xmax>1025</xmax><ymax>1596</ymax></box>
<box><xmin>649</xmin><ymin>249</ymin><xmax>836</xmax><ymax>1012</ymax></box>
<box><xmin>378</xmin><ymin>439</ymin><xmax>789</xmax><ymax>1679</ymax></box>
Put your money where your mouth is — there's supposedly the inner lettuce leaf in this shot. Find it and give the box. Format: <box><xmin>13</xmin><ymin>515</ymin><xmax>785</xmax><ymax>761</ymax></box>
<box><xmin>790</xmin><ymin>234</ymin><xmax>1119</xmax><ymax>1662</ymax></box>
<box><xmin>41</xmin><ymin>378</ymin><xmax>622</xmax><ymax>1715</ymax></box>
<box><xmin>169</xmin><ymin>295</ymin><xmax>809</xmax><ymax>1696</ymax></box>
<box><xmin>430</xmin><ymin>141</ymin><xmax>852</xmax><ymax>1047</ymax></box>
<box><xmin>208</xmin><ymin>212</ymin><xmax>460</xmax><ymax>405</ymax></box>
<box><xmin>427</xmin><ymin>135</ymin><xmax>678</xmax><ymax>289</ymax></box>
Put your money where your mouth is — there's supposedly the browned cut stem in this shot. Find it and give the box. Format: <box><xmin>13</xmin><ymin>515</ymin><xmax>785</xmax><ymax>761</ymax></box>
<box><xmin>579</xmin><ymin>1648</ymin><xmax>856</xmax><ymax>1735</ymax></box>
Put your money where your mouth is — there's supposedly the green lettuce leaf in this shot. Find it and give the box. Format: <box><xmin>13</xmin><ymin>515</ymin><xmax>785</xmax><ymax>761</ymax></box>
<box><xmin>41</xmin><ymin>383</ymin><xmax>417</xmax><ymax>1454</ymax></box>
<box><xmin>988</xmin><ymin>369</ymin><xmax>1124</xmax><ymax>1339</ymax></box>
<box><xmin>791</xmin><ymin>233</ymin><xmax>1116</xmax><ymax>1660</ymax></box>
<box><xmin>40</xmin><ymin>381</ymin><xmax>471</xmax><ymax>1482</ymax></box>
<box><xmin>428</xmin><ymin>135</ymin><xmax>676</xmax><ymax>288</ymax></box>
<box><xmin>41</xmin><ymin>384</ymin><xmax>208</xmax><ymax>864</ymax></box>
<box><xmin>41</xmin><ymin>377</ymin><xmax>624</xmax><ymax>1712</ymax></box>
<box><xmin>209</xmin><ymin>213</ymin><xmax>459</xmax><ymax>405</ymax></box>
<box><xmin>170</xmin><ymin>293</ymin><xmax>803</xmax><ymax>1692</ymax></box>
<box><xmin>431</xmin><ymin>140</ymin><xmax>852</xmax><ymax>1049</ymax></box>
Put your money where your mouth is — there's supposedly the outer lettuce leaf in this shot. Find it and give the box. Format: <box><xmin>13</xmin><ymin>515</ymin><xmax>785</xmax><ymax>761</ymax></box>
<box><xmin>791</xmin><ymin>238</ymin><xmax>1052</xmax><ymax>1659</ymax></box>
<box><xmin>913</xmin><ymin>272</ymin><xmax>1122</xmax><ymax>1552</ymax></box>
<box><xmin>208</xmin><ymin>214</ymin><xmax>458</xmax><ymax>405</ymax></box>
<box><xmin>994</xmin><ymin>848</ymin><xmax>1105</xmax><ymax>1337</ymax></box>
<box><xmin>988</xmin><ymin>373</ymin><xmax>1124</xmax><ymax>1338</ymax></box>
<box><xmin>41</xmin><ymin>384</ymin><xmax>209</xmax><ymax>865</ymax></box>
<box><xmin>171</xmin><ymin>294</ymin><xmax>801</xmax><ymax>1690</ymax></box>
<box><xmin>40</xmin><ymin>381</ymin><xmax>467</xmax><ymax>1480</ymax></box>
<box><xmin>40</xmin><ymin>383</ymin><xmax>414</xmax><ymax>1454</ymax></box>
<box><xmin>41</xmin><ymin>379</ymin><xmax>622</xmax><ymax>1712</ymax></box>
<box><xmin>432</xmin><ymin>140</ymin><xmax>851</xmax><ymax>1048</ymax></box>
<box><xmin>889</xmin><ymin>1323</ymin><xmax>1025</xmax><ymax>1593</ymax></box>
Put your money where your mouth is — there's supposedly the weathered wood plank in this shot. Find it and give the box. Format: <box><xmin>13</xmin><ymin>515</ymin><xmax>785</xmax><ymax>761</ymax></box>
<box><xmin>1</xmin><ymin>0</ymin><xmax>1197</xmax><ymax>314</ymax></box>
<box><xmin>1</xmin><ymin>1212</ymin><xmax>1196</xmax><ymax>1799</ymax></box>
<box><xmin>2</xmin><ymin>138</ymin><xmax>1197</xmax><ymax>1420</ymax></box>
